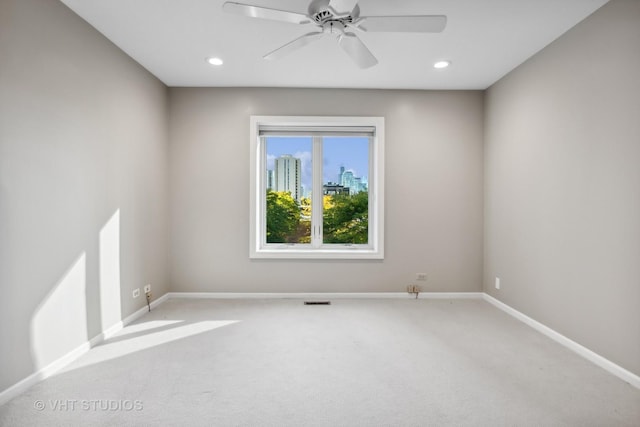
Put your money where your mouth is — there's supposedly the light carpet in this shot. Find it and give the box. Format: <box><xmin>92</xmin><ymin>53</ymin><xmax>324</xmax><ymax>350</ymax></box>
<box><xmin>1</xmin><ymin>298</ymin><xmax>638</xmax><ymax>426</ymax></box>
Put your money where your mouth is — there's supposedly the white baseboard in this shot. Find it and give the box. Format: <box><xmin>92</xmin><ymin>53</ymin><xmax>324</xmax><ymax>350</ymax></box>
<box><xmin>0</xmin><ymin>292</ymin><xmax>170</xmax><ymax>406</ymax></box>
<box><xmin>419</xmin><ymin>292</ymin><xmax>483</xmax><ymax>299</ymax></box>
<box><xmin>483</xmin><ymin>293</ymin><xmax>640</xmax><ymax>389</ymax></box>
<box><xmin>122</xmin><ymin>292</ymin><xmax>169</xmax><ymax>324</ymax></box>
<box><xmin>167</xmin><ymin>292</ymin><xmax>484</xmax><ymax>300</ymax></box>
<box><xmin>0</xmin><ymin>340</ymin><xmax>92</xmax><ymax>407</ymax></box>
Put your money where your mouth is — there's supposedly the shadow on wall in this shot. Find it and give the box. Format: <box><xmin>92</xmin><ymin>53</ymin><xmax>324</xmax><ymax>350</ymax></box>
<box><xmin>29</xmin><ymin>210</ymin><xmax>122</xmax><ymax>374</ymax></box>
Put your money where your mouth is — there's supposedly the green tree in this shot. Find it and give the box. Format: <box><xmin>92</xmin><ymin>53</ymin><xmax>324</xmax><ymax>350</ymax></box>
<box><xmin>323</xmin><ymin>192</ymin><xmax>368</xmax><ymax>244</ymax></box>
<box><xmin>295</xmin><ymin>196</ymin><xmax>312</xmax><ymax>243</ymax></box>
<box><xmin>266</xmin><ymin>190</ymin><xmax>300</xmax><ymax>243</ymax></box>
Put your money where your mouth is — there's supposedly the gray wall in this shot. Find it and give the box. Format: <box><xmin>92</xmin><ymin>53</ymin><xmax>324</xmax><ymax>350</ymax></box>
<box><xmin>484</xmin><ymin>0</ymin><xmax>640</xmax><ymax>376</ymax></box>
<box><xmin>169</xmin><ymin>88</ymin><xmax>484</xmax><ymax>293</ymax></box>
<box><xmin>0</xmin><ymin>0</ymin><xmax>169</xmax><ymax>391</ymax></box>
<box><xmin>4</xmin><ymin>0</ymin><xmax>635</xmax><ymax>398</ymax></box>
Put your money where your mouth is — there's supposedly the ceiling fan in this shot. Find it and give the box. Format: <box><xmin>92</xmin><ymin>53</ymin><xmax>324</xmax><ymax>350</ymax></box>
<box><xmin>222</xmin><ymin>0</ymin><xmax>447</xmax><ymax>69</ymax></box>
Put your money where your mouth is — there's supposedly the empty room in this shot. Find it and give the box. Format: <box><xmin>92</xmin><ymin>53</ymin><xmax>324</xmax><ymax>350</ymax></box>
<box><xmin>1</xmin><ymin>0</ymin><xmax>639</xmax><ymax>425</ymax></box>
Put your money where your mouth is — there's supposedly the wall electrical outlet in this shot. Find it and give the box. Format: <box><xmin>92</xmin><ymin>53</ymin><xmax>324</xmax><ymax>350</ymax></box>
<box><xmin>133</xmin><ymin>288</ymin><xmax>140</xmax><ymax>298</ymax></box>
<box><xmin>144</xmin><ymin>284</ymin><xmax>151</xmax><ymax>293</ymax></box>
<box><xmin>495</xmin><ymin>277</ymin><xmax>501</xmax><ymax>290</ymax></box>
<box><xmin>416</xmin><ymin>273</ymin><xmax>427</xmax><ymax>281</ymax></box>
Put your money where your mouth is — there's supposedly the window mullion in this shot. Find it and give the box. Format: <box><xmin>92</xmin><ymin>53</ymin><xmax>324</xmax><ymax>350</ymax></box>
<box><xmin>368</xmin><ymin>136</ymin><xmax>374</xmax><ymax>247</ymax></box>
<box><xmin>259</xmin><ymin>136</ymin><xmax>267</xmax><ymax>248</ymax></box>
<box><xmin>311</xmin><ymin>136</ymin><xmax>323</xmax><ymax>248</ymax></box>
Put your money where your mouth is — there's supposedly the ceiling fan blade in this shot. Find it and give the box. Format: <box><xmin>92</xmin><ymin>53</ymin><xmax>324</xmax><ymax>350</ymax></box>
<box><xmin>338</xmin><ymin>33</ymin><xmax>378</xmax><ymax>69</ymax></box>
<box><xmin>264</xmin><ymin>32</ymin><xmax>324</xmax><ymax>61</ymax></box>
<box><xmin>223</xmin><ymin>2</ymin><xmax>311</xmax><ymax>25</ymax></box>
<box><xmin>359</xmin><ymin>15</ymin><xmax>447</xmax><ymax>33</ymax></box>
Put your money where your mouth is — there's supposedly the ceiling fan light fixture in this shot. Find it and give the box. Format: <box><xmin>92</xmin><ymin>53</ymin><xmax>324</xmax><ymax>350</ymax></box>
<box><xmin>433</xmin><ymin>60</ymin><xmax>450</xmax><ymax>69</ymax></box>
<box><xmin>207</xmin><ymin>57</ymin><xmax>224</xmax><ymax>66</ymax></box>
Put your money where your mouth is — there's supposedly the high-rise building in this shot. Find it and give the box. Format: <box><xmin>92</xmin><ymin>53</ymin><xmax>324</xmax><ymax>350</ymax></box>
<box><xmin>354</xmin><ymin>177</ymin><xmax>362</xmax><ymax>193</ymax></box>
<box><xmin>274</xmin><ymin>155</ymin><xmax>302</xmax><ymax>201</ymax></box>
<box><xmin>337</xmin><ymin>165</ymin><xmax>366</xmax><ymax>195</ymax></box>
<box><xmin>340</xmin><ymin>169</ymin><xmax>359</xmax><ymax>194</ymax></box>
<box><xmin>266</xmin><ymin>170</ymin><xmax>274</xmax><ymax>190</ymax></box>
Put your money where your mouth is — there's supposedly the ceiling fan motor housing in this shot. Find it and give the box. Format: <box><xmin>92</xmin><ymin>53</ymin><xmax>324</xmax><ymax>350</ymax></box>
<box><xmin>310</xmin><ymin>0</ymin><xmax>360</xmax><ymax>25</ymax></box>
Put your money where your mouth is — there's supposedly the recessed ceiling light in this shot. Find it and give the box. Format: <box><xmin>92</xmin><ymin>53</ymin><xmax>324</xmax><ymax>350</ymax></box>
<box><xmin>433</xmin><ymin>60</ymin><xmax>450</xmax><ymax>69</ymax></box>
<box><xmin>207</xmin><ymin>57</ymin><xmax>224</xmax><ymax>66</ymax></box>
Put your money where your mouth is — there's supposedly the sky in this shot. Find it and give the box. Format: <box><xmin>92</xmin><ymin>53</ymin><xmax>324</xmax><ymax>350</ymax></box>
<box><xmin>266</xmin><ymin>136</ymin><xmax>369</xmax><ymax>191</ymax></box>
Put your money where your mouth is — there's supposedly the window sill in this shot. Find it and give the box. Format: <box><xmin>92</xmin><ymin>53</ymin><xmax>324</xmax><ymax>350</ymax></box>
<box><xmin>250</xmin><ymin>246</ymin><xmax>384</xmax><ymax>260</ymax></box>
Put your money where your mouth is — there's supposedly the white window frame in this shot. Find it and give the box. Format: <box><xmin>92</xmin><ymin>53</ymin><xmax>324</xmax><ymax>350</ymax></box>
<box><xmin>249</xmin><ymin>116</ymin><xmax>384</xmax><ymax>259</ymax></box>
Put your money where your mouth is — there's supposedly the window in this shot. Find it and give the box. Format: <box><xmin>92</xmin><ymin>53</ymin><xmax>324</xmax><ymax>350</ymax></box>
<box><xmin>250</xmin><ymin>116</ymin><xmax>384</xmax><ymax>259</ymax></box>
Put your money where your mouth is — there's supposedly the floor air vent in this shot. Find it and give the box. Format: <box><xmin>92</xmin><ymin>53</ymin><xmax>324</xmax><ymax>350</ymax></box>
<box><xmin>304</xmin><ymin>301</ymin><xmax>331</xmax><ymax>305</ymax></box>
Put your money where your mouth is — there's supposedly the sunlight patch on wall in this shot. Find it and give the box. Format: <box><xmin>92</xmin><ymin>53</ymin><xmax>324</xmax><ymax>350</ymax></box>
<box><xmin>99</xmin><ymin>209</ymin><xmax>122</xmax><ymax>331</ymax></box>
<box><xmin>30</xmin><ymin>253</ymin><xmax>88</xmax><ymax>369</ymax></box>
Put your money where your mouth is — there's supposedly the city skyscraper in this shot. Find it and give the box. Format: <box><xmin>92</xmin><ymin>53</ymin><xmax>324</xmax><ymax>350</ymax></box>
<box><xmin>339</xmin><ymin>166</ymin><xmax>362</xmax><ymax>195</ymax></box>
<box><xmin>266</xmin><ymin>170</ymin><xmax>274</xmax><ymax>190</ymax></box>
<box><xmin>273</xmin><ymin>155</ymin><xmax>302</xmax><ymax>201</ymax></box>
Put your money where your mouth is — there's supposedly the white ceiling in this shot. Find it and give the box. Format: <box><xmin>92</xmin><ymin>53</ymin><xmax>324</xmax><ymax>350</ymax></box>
<box><xmin>60</xmin><ymin>0</ymin><xmax>609</xmax><ymax>90</ymax></box>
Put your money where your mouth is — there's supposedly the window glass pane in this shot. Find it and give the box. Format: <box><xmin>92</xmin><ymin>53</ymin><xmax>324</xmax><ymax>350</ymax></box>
<box><xmin>322</xmin><ymin>136</ymin><xmax>369</xmax><ymax>244</ymax></box>
<box><xmin>265</xmin><ymin>137</ymin><xmax>312</xmax><ymax>244</ymax></box>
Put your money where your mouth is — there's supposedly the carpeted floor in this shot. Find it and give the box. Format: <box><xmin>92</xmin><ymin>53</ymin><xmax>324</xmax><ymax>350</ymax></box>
<box><xmin>1</xmin><ymin>298</ymin><xmax>639</xmax><ymax>426</ymax></box>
